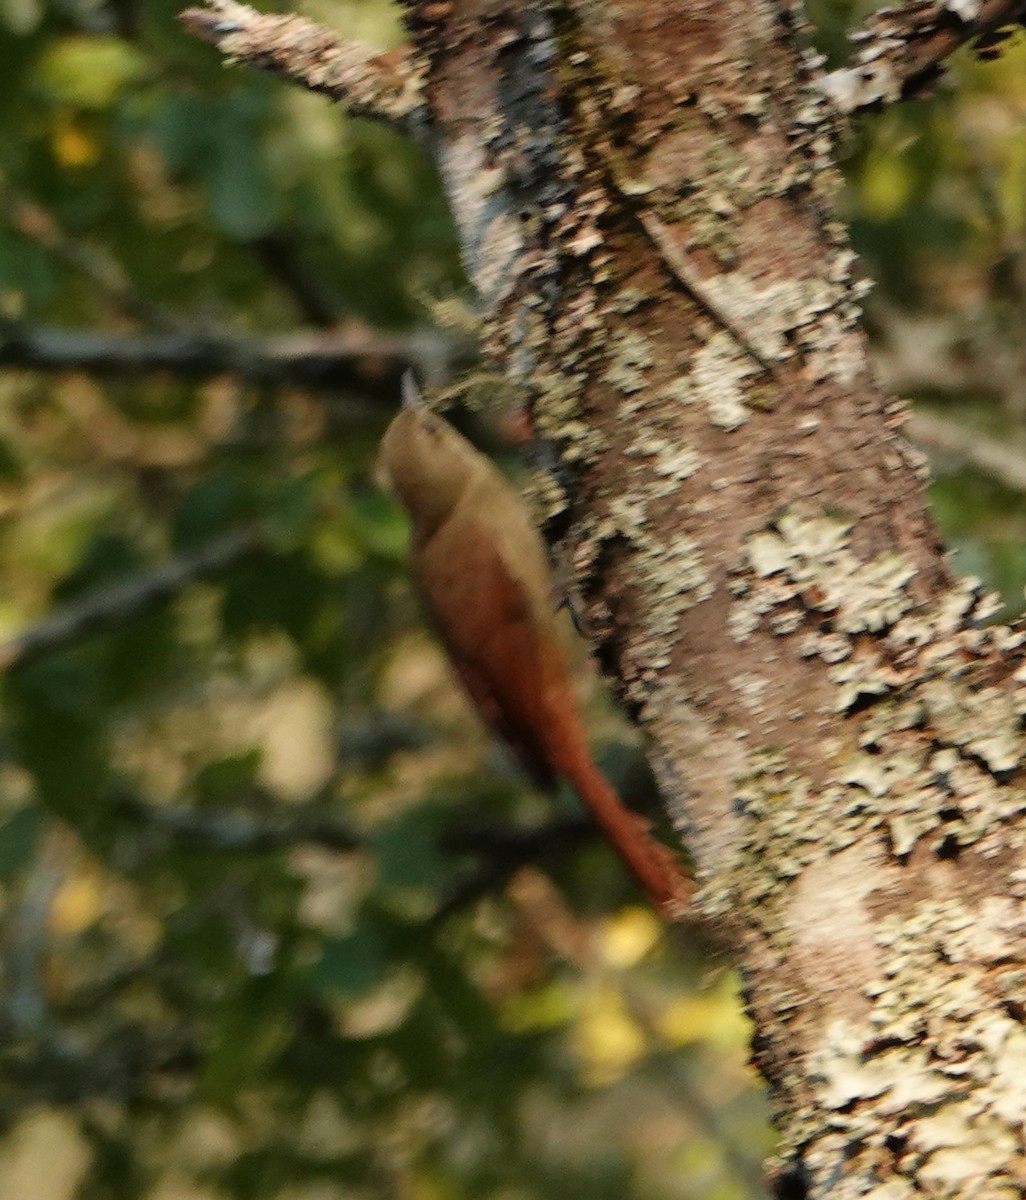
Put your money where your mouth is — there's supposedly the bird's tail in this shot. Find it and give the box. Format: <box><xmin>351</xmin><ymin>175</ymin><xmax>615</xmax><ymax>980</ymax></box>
<box><xmin>561</xmin><ymin>750</ymin><xmax>692</xmax><ymax>920</ymax></box>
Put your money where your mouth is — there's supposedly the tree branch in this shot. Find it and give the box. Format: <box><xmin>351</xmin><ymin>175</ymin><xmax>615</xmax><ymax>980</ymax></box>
<box><xmin>179</xmin><ymin>0</ymin><xmax>427</xmax><ymax>135</ymax></box>
<box><xmin>432</xmin><ymin>814</ymin><xmax>594</xmax><ymax>921</ymax></box>
<box><xmin>249</xmin><ymin>230</ymin><xmax>347</xmax><ymax>328</ymax></box>
<box><xmin>817</xmin><ymin>0</ymin><xmax>1026</xmax><ymax>113</ymax></box>
<box><xmin>0</xmin><ymin>1028</ymin><xmax>198</xmax><ymax>1118</ymax></box>
<box><xmin>908</xmin><ymin>409</ymin><xmax>1026</xmax><ymax>492</ymax></box>
<box><xmin>112</xmin><ymin>791</ymin><xmax>363</xmax><ymax>853</ymax></box>
<box><xmin>116</xmin><ymin>789</ymin><xmax>605</xmax><ymax>922</ymax></box>
<box><xmin>0</xmin><ymin>527</ymin><xmax>263</xmax><ymax>672</ymax></box>
<box><xmin>0</xmin><ymin>321</ymin><xmax>471</xmax><ymax>394</ymax></box>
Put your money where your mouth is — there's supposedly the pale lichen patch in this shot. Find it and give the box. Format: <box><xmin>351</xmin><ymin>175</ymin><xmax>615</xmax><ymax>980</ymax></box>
<box><xmin>730</xmin><ymin>672</ymin><xmax>770</xmax><ymax>715</ymax></box>
<box><xmin>530</xmin><ymin>368</ymin><xmax>586</xmax><ymax>426</ymax></box>
<box><xmin>526</xmin><ymin>464</ymin><xmax>571</xmax><ymax>524</ymax></box>
<box><xmin>718</xmin><ymin>506</ymin><xmax>1026</xmax><ymax>915</ymax></box>
<box><xmin>640</xmin><ymin>535</ymin><xmax>714</xmax><ymax>639</ymax></box>
<box><xmin>607</xmin><ymin>494</ymin><xmax>651</xmax><ymax>542</ymax></box>
<box><xmin>796</xmin><ymin>891</ymin><xmax>1026</xmax><ymax>1191</ymax></box>
<box><xmin>608</xmin><ymin>285</ymin><xmax>649</xmax><ymax>314</ymax></box>
<box><xmin>728</xmin><ymin>596</ymin><xmax>764</xmax><ymax>643</ymax></box>
<box><xmin>920</xmin><ymin>680</ymin><xmax>1024</xmax><ymax>776</ymax></box>
<box><xmin>438</xmin><ymin>133</ymin><xmax>526</xmax><ymax>308</ymax></box>
<box><xmin>690</xmin><ymin>334</ymin><xmax>759</xmax><ymax>429</ymax></box>
<box><xmin>741</xmin><ymin>510</ymin><xmax>917</xmax><ymax>636</ymax></box>
<box><xmin>660</xmin><ymin>373</ymin><xmax>695</xmax><ymax>400</ymax></box>
<box><xmin>603</xmin><ymin>486</ymin><xmax>715</xmax><ymax>651</ymax></box>
<box><xmin>602</xmin><ymin>329</ymin><xmax>656</xmax><ymax>394</ymax></box>
<box><xmin>700</xmin><ymin>272</ymin><xmax>809</xmax><ymax>361</ymax></box>
<box><xmin>944</xmin><ymin>0</ymin><xmax>983</xmax><ymax>19</ymax></box>
<box><xmin>715</xmin><ymin>751</ymin><xmax>825</xmax><ymax>925</ymax></box>
<box><xmin>809</xmin><ymin>1022</ymin><xmax>950</xmax><ymax>1113</ymax></box>
<box><xmin>801</xmin><ymin>317</ymin><xmax>866</xmax><ymax>384</ymax></box>
<box><xmin>859</xmin><ymin>1177</ymin><xmax>920</xmax><ymax>1200</ymax></box>
<box><xmin>625</xmin><ymin>432</ymin><xmax>701</xmax><ymax>493</ymax></box>
<box><xmin>748</xmin><ymin>512</ymin><xmax>850</xmax><ymax>577</ymax></box>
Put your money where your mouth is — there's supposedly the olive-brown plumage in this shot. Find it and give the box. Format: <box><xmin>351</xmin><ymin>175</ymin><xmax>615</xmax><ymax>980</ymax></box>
<box><xmin>378</xmin><ymin>379</ymin><xmax>690</xmax><ymax>918</ymax></box>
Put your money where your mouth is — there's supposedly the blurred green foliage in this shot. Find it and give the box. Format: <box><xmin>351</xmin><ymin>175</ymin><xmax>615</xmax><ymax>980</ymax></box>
<box><xmin>0</xmin><ymin>2</ymin><xmax>1024</xmax><ymax>1199</ymax></box>
<box><xmin>828</xmin><ymin>3</ymin><xmax>1026</xmax><ymax>615</ymax></box>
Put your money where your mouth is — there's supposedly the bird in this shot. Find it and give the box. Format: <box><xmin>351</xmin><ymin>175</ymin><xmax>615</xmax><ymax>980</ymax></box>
<box><xmin>377</xmin><ymin>373</ymin><xmax>690</xmax><ymax>919</ymax></box>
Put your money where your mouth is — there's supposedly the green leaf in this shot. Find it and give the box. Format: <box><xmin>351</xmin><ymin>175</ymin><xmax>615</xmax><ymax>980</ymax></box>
<box><xmin>220</xmin><ymin>552</ymin><xmax>325</xmax><ymax>641</ymax></box>
<box><xmin>204</xmin><ymin>96</ymin><xmax>279</xmax><ymax>240</ymax></box>
<box><xmin>145</xmin><ymin>93</ymin><xmax>208</xmax><ymax>174</ymax></box>
<box><xmin>206</xmin><ymin>139</ymin><xmax>278</xmax><ymax>239</ymax></box>
<box><xmin>373</xmin><ymin>807</ymin><xmax>448</xmax><ymax>892</ymax></box>
<box><xmin>0</xmin><ymin>805</ymin><xmax>45</xmax><ymax>880</ymax></box>
<box><xmin>5</xmin><ymin>659</ymin><xmax>108</xmax><ymax>821</ymax></box>
<box><xmin>313</xmin><ymin>924</ymin><xmax>389</xmax><ymax>1000</ymax></box>
<box><xmin>202</xmin><ymin>976</ymin><xmax>292</xmax><ymax>1103</ymax></box>
<box><xmin>53</xmin><ymin>532</ymin><xmax>141</xmax><ymax>601</ymax></box>
<box><xmin>263</xmin><ymin>473</ymin><xmax>318</xmax><ymax>549</ymax></box>
<box><xmin>0</xmin><ymin>435</ymin><xmax>23</xmax><ymax>481</ymax></box>
<box><xmin>344</xmin><ymin>488</ymin><xmax>410</xmax><ymax>562</ymax></box>
<box><xmin>37</xmin><ymin>35</ymin><xmax>146</xmax><ymax>109</ymax></box>
<box><xmin>0</xmin><ymin>233</ymin><xmax>59</xmax><ymax>308</ymax></box>
<box><xmin>193</xmin><ymin>751</ymin><xmax>263</xmax><ymax>804</ymax></box>
<box><xmin>172</xmin><ymin>475</ymin><xmax>243</xmax><ymax>550</ymax></box>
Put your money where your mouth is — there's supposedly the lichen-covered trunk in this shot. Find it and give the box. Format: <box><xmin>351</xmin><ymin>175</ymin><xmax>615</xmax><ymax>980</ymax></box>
<box><xmin>405</xmin><ymin>0</ymin><xmax>1026</xmax><ymax>1194</ymax></box>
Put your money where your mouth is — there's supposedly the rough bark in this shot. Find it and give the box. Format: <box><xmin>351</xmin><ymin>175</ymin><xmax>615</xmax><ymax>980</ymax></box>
<box><xmin>185</xmin><ymin>2</ymin><xmax>1026</xmax><ymax>1195</ymax></box>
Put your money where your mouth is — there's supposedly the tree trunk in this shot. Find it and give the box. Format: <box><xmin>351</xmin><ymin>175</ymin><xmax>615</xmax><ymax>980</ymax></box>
<box><xmin>185</xmin><ymin>1</ymin><xmax>1026</xmax><ymax>1193</ymax></box>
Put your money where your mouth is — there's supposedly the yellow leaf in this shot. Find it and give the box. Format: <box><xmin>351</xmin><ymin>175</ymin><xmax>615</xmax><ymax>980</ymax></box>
<box><xmin>51</xmin><ymin>118</ymin><xmax>99</xmax><ymax>168</ymax></box>
<box><xmin>655</xmin><ymin>973</ymin><xmax>753</xmax><ymax>1050</ymax></box>
<box><xmin>49</xmin><ymin>868</ymin><xmax>103</xmax><ymax>936</ymax></box>
<box><xmin>674</xmin><ymin>1136</ymin><xmax>723</xmax><ymax>1182</ymax></box>
<box><xmin>860</xmin><ymin>152</ymin><xmax>912</xmax><ymax>222</ymax></box>
<box><xmin>500</xmin><ymin>980</ymin><xmax>579</xmax><ymax>1033</ymax></box>
<box><xmin>998</xmin><ymin>132</ymin><xmax>1026</xmax><ymax>233</ymax></box>
<box><xmin>1</xmin><ymin>0</ymin><xmax>41</xmax><ymax>35</ymax></box>
<box><xmin>598</xmin><ymin>905</ymin><xmax>661</xmax><ymax>969</ymax></box>
<box><xmin>0</xmin><ymin>1109</ymin><xmax>91</xmax><ymax>1200</ymax></box>
<box><xmin>573</xmin><ymin>984</ymin><xmax>646</xmax><ymax>1085</ymax></box>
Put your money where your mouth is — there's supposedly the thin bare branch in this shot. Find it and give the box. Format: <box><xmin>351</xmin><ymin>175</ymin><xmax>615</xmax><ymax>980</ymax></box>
<box><xmin>0</xmin><ymin>1029</ymin><xmax>197</xmax><ymax>1118</ymax></box>
<box><xmin>116</xmin><ymin>788</ymin><xmax>606</xmax><ymax>918</ymax></box>
<box><xmin>179</xmin><ymin>0</ymin><xmax>427</xmax><ymax>134</ymax></box>
<box><xmin>0</xmin><ymin>527</ymin><xmax>263</xmax><ymax>672</ymax></box>
<box><xmin>113</xmin><ymin>791</ymin><xmax>363</xmax><ymax>853</ymax></box>
<box><xmin>432</xmin><ymin>814</ymin><xmax>594</xmax><ymax>921</ymax></box>
<box><xmin>4</xmin><ymin>828</ymin><xmax>68</xmax><ymax>1036</ymax></box>
<box><xmin>817</xmin><ymin>0</ymin><xmax>1026</xmax><ymax>113</ymax></box>
<box><xmin>249</xmin><ymin>231</ymin><xmax>346</xmax><ymax>328</ymax></box>
<box><xmin>908</xmin><ymin>409</ymin><xmax>1026</xmax><ymax>492</ymax></box>
<box><xmin>0</xmin><ymin>321</ymin><xmax>472</xmax><ymax>394</ymax></box>
<box><xmin>1</xmin><ymin>185</ymin><xmax>185</xmax><ymax>331</ymax></box>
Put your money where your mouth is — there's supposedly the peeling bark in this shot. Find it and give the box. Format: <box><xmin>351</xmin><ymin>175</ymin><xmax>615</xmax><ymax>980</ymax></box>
<box><xmin>818</xmin><ymin>0</ymin><xmax>1026</xmax><ymax>111</ymax></box>
<box><xmin>185</xmin><ymin>2</ymin><xmax>1026</xmax><ymax>1194</ymax></box>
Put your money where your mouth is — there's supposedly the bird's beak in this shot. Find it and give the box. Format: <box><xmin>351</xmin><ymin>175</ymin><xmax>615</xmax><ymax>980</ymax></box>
<box><xmin>401</xmin><ymin>369</ymin><xmax>425</xmax><ymax>410</ymax></box>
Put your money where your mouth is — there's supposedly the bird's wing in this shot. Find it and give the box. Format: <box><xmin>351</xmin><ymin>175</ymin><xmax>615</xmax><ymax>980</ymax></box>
<box><xmin>414</xmin><ymin>514</ymin><xmax>563</xmax><ymax>792</ymax></box>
